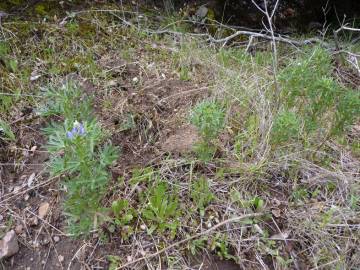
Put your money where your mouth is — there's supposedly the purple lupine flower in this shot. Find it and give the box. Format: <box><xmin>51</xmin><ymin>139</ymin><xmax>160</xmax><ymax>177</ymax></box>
<box><xmin>66</xmin><ymin>131</ymin><xmax>74</xmax><ymax>139</ymax></box>
<box><xmin>78</xmin><ymin>123</ymin><xmax>85</xmax><ymax>135</ymax></box>
<box><xmin>67</xmin><ymin>121</ymin><xmax>86</xmax><ymax>139</ymax></box>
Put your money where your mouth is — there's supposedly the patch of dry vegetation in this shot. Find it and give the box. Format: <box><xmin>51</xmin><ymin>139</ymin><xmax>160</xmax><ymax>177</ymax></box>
<box><xmin>0</xmin><ymin>2</ymin><xmax>359</xmax><ymax>269</ymax></box>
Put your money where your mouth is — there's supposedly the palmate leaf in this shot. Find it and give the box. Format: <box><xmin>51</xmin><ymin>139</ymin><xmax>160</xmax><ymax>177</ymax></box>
<box><xmin>48</xmin><ymin>156</ymin><xmax>80</xmax><ymax>176</ymax></box>
<box><xmin>100</xmin><ymin>144</ymin><xmax>119</xmax><ymax>167</ymax></box>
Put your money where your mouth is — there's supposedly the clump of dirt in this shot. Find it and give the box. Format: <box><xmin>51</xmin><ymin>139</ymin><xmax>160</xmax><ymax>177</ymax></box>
<box><xmin>161</xmin><ymin>124</ymin><xmax>200</xmax><ymax>154</ymax></box>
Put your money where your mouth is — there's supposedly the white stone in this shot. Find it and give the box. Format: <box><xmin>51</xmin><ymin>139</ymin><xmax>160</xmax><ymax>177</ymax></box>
<box><xmin>0</xmin><ymin>230</ymin><xmax>19</xmax><ymax>259</ymax></box>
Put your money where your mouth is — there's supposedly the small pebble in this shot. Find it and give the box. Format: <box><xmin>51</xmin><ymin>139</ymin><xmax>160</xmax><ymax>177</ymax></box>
<box><xmin>140</xmin><ymin>224</ymin><xmax>146</xmax><ymax>230</ymax></box>
<box><xmin>53</xmin><ymin>236</ymin><xmax>60</xmax><ymax>243</ymax></box>
<box><xmin>42</xmin><ymin>238</ymin><xmax>50</xmax><ymax>245</ymax></box>
<box><xmin>127</xmin><ymin>256</ymin><xmax>133</xmax><ymax>262</ymax></box>
<box><xmin>58</xmin><ymin>255</ymin><xmax>64</xmax><ymax>263</ymax></box>
<box><xmin>15</xmin><ymin>225</ymin><xmax>23</xmax><ymax>234</ymax></box>
<box><xmin>0</xmin><ymin>230</ymin><xmax>19</xmax><ymax>259</ymax></box>
<box><xmin>132</xmin><ymin>77</ymin><xmax>139</xmax><ymax>83</ymax></box>
<box><xmin>38</xmin><ymin>202</ymin><xmax>50</xmax><ymax>219</ymax></box>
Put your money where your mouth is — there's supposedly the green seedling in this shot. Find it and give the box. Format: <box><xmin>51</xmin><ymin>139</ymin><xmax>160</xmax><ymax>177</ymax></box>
<box><xmin>191</xmin><ymin>177</ymin><xmax>214</xmax><ymax>217</ymax></box>
<box><xmin>0</xmin><ymin>119</ymin><xmax>15</xmax><ymax>141</ymax></box>
<box><xmin>190</xmin><ymin>100</ymin><xmax>225</xmax><ymax>161</ymax></box>
<box><xmin>111</xmin><ymin>199</ymin><xmax>134</xmax><ymax>226</ymax></box>
<box><xmin>142</xmin><ymin>181</ymin><xmax>180</xmax><ymax>237</ymax></box>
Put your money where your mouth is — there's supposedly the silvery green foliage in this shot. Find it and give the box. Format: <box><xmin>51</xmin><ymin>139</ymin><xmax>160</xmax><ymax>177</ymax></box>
<box><xmin>190</xmin><ymin>100</ymin><xmax>225</xmax><ymax>161</ymax></box>
<box><xmin>42</xmin><ymin>83</ymin><xmax>119</xmax><ymax>236</ymax></box>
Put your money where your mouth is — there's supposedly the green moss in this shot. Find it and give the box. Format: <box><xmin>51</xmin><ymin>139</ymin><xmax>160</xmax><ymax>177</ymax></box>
<box><xmin>78</xmin><ymin>23</ymin><xmax>96</xmax><ymax>38</ymax></box>
<box><xmin>34</xmin><ymin>3</ymin><xmax>48</xmax><ymax>16</ymax></box>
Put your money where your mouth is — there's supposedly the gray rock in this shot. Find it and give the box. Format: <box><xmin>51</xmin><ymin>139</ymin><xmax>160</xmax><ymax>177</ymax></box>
<box><xmin>0</xmin><ymin>230</ymin><xmax>19</xmax><ymax>259</ymax></box>
<box><xmin>195</xmin><ymin>6</ymin><xmax>208</xmax><ymax>19</ymax></box>
<box><xmin>0</xmin><ymin>11</ymin><xmax>8</xmax><ymax>18</ymax></box>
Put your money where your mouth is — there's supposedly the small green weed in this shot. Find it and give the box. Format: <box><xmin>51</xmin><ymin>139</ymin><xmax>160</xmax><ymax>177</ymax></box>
<box><xmin>142</xmin><ymin>181</ymin><xmax>180</xmax><ymax>237</ymax></box>
<box><xmin>188</xmin><ymin>237</ymin><xmax>207</xmax><ymax>255</ymax></box>
<box><xmin>0</xmin><ymin>41</ymin><xmax>17</xmax><ymax>73</ymax></box>
<box><xmin>210</xmin><ymin>233</ymin><xmax>235</xmax><ymax>260</ymax></box>
<box><xmin>110</xmin><ymin>199</ymin><xmax>135</xmax><ymax>238</ymax></box>
<box><xmin>230</xmin><ymin>189</ymin><xmax>265</xmax><ymax>211</ymax></box>
<box><xmin>179</xmin><ymin>66</ymin><xmax>191</xmax><ymax>81</ymax></box>
<box><xmin>234</xmin><ymin>115</ymin><xmax>260</xmax><ymax>161</ymax></box>
<box><xmin>0</xmin><ymin>119</ymin><xmax>15</xmax><ymax>141</ymax></box>
<box><xmin>190</xmin><ymin>177</ymin><xmax>214</xmax><ymax>217</ymax></box>
<box><xmin>130</xmin><ymin>166</ymin><xmax>155</xmax><ymax>186</ymax></box>
<box><xmin>111</xmin><ymin>199</ymin><xmax>134</xmax><ymax>227</ymax></box>
<box><xmin>190</xmin><ymin>100</ymin><xmax>225</xmax><ymax>161</ymax></box>
<box><xmin>349</xmin><ymin>184</ymin><xmax>359</xmax><ymax>210</ymax></box>
<box><xmin>291</xmin><ymin>187</ymin><xmax>309</xmax><ymax>203</ymax></box>
<box><xmin>107</xmin><ymin>255</ymin><xmax>121</xmax><ymax>270</ymax></box>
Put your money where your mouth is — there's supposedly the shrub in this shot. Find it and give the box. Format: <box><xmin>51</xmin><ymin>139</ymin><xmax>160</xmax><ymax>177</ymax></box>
<box><xmin>275</xmin><ymin>47</ymin><xmax>360</xmax><ymax>144</ymax></box>
<box><xmin>334</xmin><ymin>90</ymin><xmax>360</xmax><ymax>134</ymax></box>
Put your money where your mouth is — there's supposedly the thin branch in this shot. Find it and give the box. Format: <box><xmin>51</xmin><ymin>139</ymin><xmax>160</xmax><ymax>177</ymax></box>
<box><xmin>57</xmin><ymin>8</ymin><xmax>328</xmax><ymax>49</ymax></box>
<box><xmin>209</xmin><ymin>30</ymin><xmax>325</xmax><ymax>47</ymax></box>
<box><xmin>340</xmin><ymin>26</ymin><xmax>360</xmax><ymax>32</ymax></box>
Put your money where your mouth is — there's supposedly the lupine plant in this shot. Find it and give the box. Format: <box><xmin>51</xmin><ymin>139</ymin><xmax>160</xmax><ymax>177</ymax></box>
<box><xmin>41</xmin><ymin>82</ymin><xmax>119</xmax><ymax>236</ymax></box>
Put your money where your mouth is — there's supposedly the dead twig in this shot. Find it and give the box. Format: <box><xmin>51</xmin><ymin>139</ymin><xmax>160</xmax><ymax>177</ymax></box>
<box><xmin>208</xmin><ymin>30</ymin><xmax>326</xmax><ymax>47</ymax></box>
